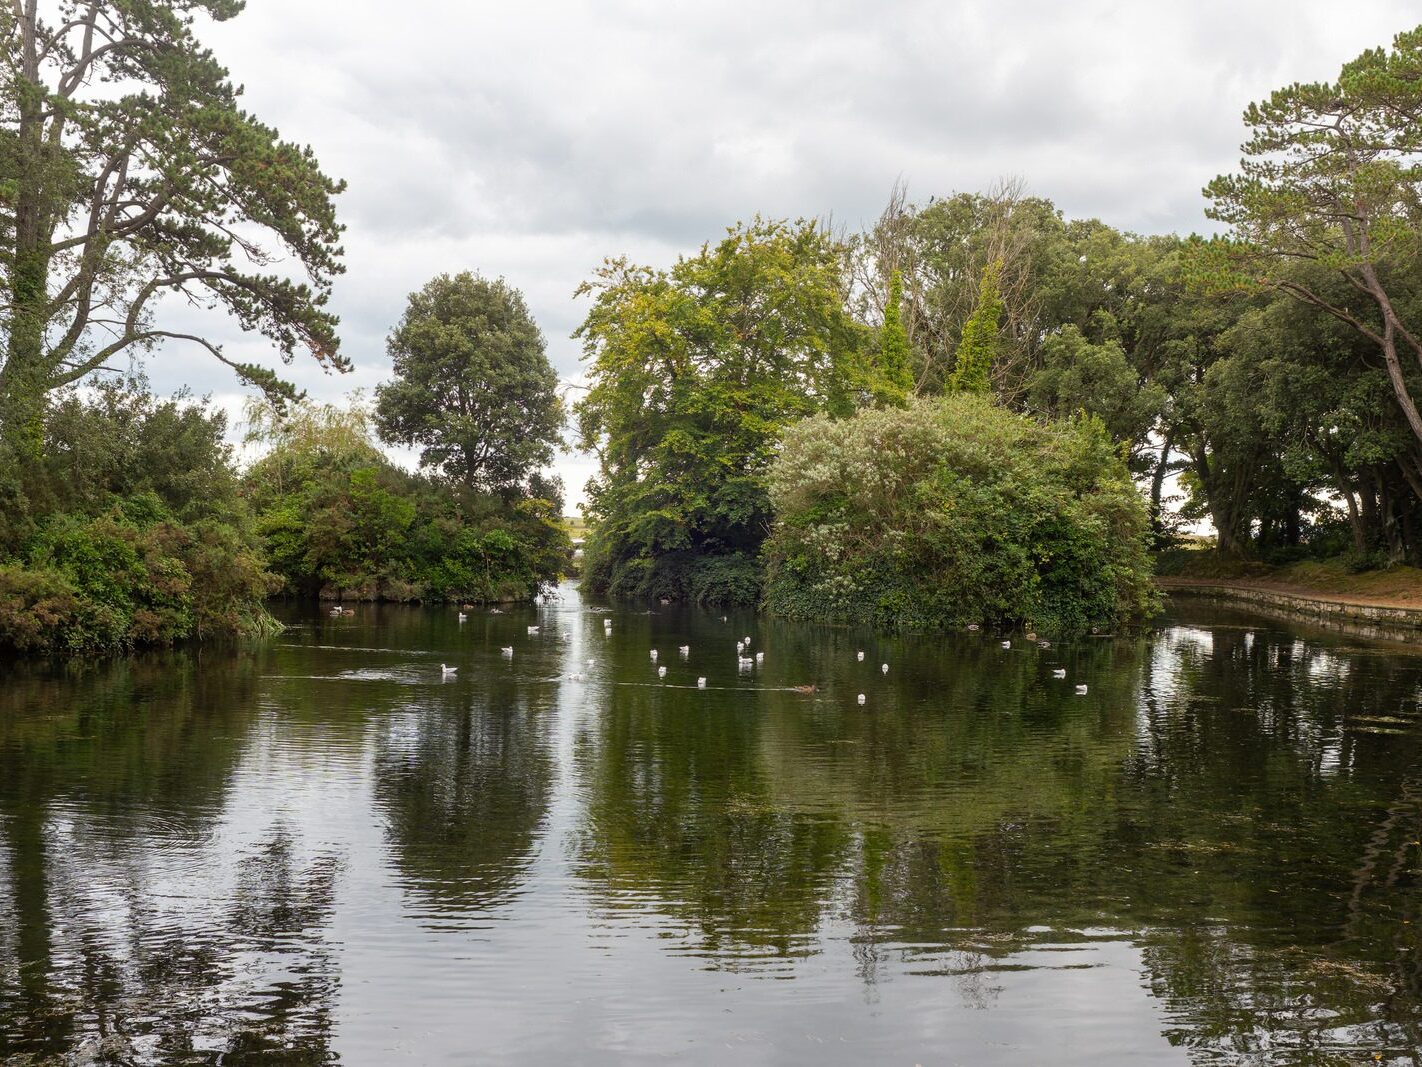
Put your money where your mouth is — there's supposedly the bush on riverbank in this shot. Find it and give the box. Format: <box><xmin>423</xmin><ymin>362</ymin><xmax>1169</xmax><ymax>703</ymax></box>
<box><xmin>242</xmin><ymin>400</ymin><xmax>569</xmax><ymax>603</ymax></box>
<box><xmin>0</xmin><ymin>382</ymin><xmax>279</xmax><ymax>654</ymax></box>
<box><xmin>763</xmin><ymin>395</ymin><xmax>1158</xmax><ymax>633</ymax></box>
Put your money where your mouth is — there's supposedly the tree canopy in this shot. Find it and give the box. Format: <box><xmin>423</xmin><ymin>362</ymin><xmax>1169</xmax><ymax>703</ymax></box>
<box><xmin>573</xmin><ymin>217</ymin><xmax>866</xmax><ymax>604</ymax></box>
<box><xmin>374</xmin><ymin>272</ymin><xmax>562</xmax><ymax>496</ymax></box>
<box><xmin>1202</xmin><ymin>25</ymin><xmax>1422</xmax><ymax>481</ymax></box>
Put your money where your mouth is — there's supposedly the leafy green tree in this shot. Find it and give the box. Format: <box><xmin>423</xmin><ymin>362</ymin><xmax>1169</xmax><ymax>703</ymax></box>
<box><xmin>948</xmin><ymin>260</ymin><xmax>1004</xmax><ymax>393</ymax></box>
<box><xmin>1026</xmin><ymin>327</ymin><xmax>1165</xmax><ymax>459</ymax></box>
<box><xmin>0</xmin><ymin>0</ymin><xmax>347</xmax><ymax>453</ymax></box>
<box><xmin>873</xmin><ymin>268</ymin><xmax>913</xmax><ymax>405</ymax></box>
<box><xmin>574</xmin><ymin>217</ymin><xmax>866</xmax><ymax>605</ymax></box>
<box><xmin>374</xmin><ymin>273</ymin><xmax>562</xmax><ymax>495</ymax></box>
<box><xmin>1202</xmin><ymin>24</ymin><xmax>1422</xmax><ymax>475</ymax></box>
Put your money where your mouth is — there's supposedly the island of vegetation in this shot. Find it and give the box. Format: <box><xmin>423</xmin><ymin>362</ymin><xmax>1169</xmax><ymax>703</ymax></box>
<box><xmin>5</xmin><ymin>5</ymin><xmax>1422</xmax><ymax>653</ymax></box>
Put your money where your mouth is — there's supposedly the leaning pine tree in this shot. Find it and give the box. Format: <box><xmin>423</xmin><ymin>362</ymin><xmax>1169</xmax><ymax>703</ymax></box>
<box><xmin>1200</xmin><ymin>24</ymin><xmax>1422</xmax><ymax>485</ymax></box>
<box><xmin>0</xmin><ymin>1</ymin><xmax>347</xmax><ymax>454</ymax></box>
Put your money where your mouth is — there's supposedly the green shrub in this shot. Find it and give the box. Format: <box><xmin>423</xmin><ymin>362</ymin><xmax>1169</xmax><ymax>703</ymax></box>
<box><xmin>1</xmin><ymin>506</ymin><xmax>278</xmax><ymax>655</ymax></box>
<box><xmin>0</xmin><ymin>382</ymin><xmax>282</xmax><ymax>656</ymax></box>
<box><xmin>764</xmin><ymin>395</ymin><xmax>1158</xmax><ymax>633</ymax></box>
<box><xmin>0</xmin><ymin>566</ymin><xmax>83</xmax><ymax>652</ymax></box>
<box><xmin>689</xmin><ymin>553</ymin><xmax>763</xmax><ymax>607</ymax></box>
<box><xmin>580</xmin><ymin>543</ymin><xmax>762</xmax><ymax>607</ymax></box>
<box><xmin>242</xmin><ymin>399</ymin><xmax>570</xmax><ymax>602</ymax></box>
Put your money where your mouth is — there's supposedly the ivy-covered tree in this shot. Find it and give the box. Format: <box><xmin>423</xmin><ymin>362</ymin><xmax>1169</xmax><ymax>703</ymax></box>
<box><xmin>574</xmin><ymin>217</ymin><xmax>866</xmax><ymax>605</ymax></box>
<box><xmin>873</xmin><ymin>268</ymin><xmax>913</xmax><ymax>406</ymax></box>
<box><xmin>373</xmin><ymin>273</ymin><xmax>562</xmax><ymax>496</ymax></box>
<box><xmin>0</xmin><ymin>0</ymin><xmax>347</xmax><ymax>452</ymax></box>
<box><xmin>949</xmin><ymin>260</ymin><xmax>1004</xmax><ymax>393</ymax></box>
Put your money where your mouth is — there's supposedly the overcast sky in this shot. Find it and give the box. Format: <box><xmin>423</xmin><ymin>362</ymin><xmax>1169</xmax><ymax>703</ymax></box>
<box><xmin>141</xmin><ymin>0</ymin><xmax>1417</xmax><ymax>509</ymax></box>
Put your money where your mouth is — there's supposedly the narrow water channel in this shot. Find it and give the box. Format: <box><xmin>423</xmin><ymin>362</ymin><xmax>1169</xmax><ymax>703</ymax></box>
<box><xmin>2</xmin><ymin>582</ymin><xmax>1420</xmax><ymax>1064</ymax></box>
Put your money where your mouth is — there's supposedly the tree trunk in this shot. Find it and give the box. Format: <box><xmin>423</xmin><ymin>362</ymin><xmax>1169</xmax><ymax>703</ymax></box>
<box><xmin>1284</xmin><ymin>485</ymin><xmax>1302</xmax><ymax>547</ymax></box>
<box><xmin>1341</xmin><ymin>487</ymin><xmax>1366</xmax><ymax>553</ymax></box>
<box><xmin>3</xmin><ymin>3</ymin><xmax>52</xmax><ymax>456</ymax></box>
<box><xmin>1149</xmin><ymin>430</ymin><xmax>1175</xmax><ymax>542</ymax></box>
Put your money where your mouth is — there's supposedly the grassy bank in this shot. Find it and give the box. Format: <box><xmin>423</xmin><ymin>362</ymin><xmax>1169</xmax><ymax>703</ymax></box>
<box><xmin>1155</xmin><ymin>549</ymin><xmax>1422</xmax><ymax>609</ymax></box>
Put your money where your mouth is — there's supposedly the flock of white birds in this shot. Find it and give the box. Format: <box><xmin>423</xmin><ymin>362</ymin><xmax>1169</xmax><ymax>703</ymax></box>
<box><xmin>435</xmin><ymin>605</ymin><xmax>1090</xmax><ymax>700</ymax></box>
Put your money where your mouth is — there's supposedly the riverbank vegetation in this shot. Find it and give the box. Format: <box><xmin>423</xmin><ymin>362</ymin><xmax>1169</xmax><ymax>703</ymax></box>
<box><xmin>243</xmin><ymin>397</ymin><xmax>567</xmax><ymax>604</ymax></box>
<box><xmin>7</xmin><ymin>5</ymin><xmax>1422</xmax><ymax>649</ymax></box>
<box><xmin>572</xmin><ymin>26</ymin><xmax>1422</xmax><ymax>628</ymax></box>
<box><xmin>0</xmin><ymin>4</ymin><xmax>569</xmax><ymax>655</ymax></box>
<box><xmin>0</xmin><ymin>380</ymin><xmax>277</xmax><ymax>653</ymax></box>
<box><xmin>764</xmin><ymin>397</ymin><xmax>1157</xmax><ymax>633</ymax></box>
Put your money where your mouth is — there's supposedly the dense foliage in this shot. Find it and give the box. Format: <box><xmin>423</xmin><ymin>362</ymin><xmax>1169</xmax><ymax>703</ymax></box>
<box><xmin>0</xmin><ymin>380</ymin><xmax>277</xmax><ymax>654</ymax></box>
<box><xmin>375</xmin><ymin>273</ymin><xmax>562</xmax><ymax>495</ymax></box>
<box><xmin>764</xmin><ymin>396</ymin><xmax>1157</xmax><ymax>633</ymax></box>
<box><xmin>573</xmin><ymin>218</ymin><xmax>871</xmax><ymax>606</ymax></box>
<box><xmin>244</xmin><ymin>400</ymin><xmax>569</xmax><ymax>604</ymax></box>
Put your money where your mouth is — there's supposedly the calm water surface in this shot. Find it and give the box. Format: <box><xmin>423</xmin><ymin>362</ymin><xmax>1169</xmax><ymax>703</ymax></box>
<box><xmin>3</xmin><ymin>582</ymin><xmax>1422</xmax><ymax>1064</ymax></box>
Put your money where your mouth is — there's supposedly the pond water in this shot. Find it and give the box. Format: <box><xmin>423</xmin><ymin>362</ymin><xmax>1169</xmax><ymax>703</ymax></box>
<box><xmin>2</xmin><ymin>582</ymin><xmax>1422</xmax><ymax>1064</ymax></box>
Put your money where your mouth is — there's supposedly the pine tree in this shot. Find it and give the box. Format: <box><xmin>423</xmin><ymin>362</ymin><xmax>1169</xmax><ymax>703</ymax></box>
<box><xmin>950</xmin><ymin>260</ymin><xmax>1004</xmax><ymax>394</ymax></box>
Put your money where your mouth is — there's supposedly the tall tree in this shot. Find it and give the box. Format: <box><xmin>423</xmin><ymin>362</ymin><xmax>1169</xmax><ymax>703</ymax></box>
<box><xmin>0</xmin><ymin>0</ymin><xmax>347</xmax><ymax>452</ymax></box>
<box><xmin>949</xmin><ymin>260</ymin><xmax>1003</xmax><ymax>394</ymax></box>
<box><xmin>574</xmin><ymin>217</ymin><xmax>865</xmax><ymax>604</ymax></box>
<box><xmin>374</xmin><ymin>272</ymin><xmax>562</xmax><ymax>495</ymax></box>
<box><xmin>1202</xmin><ymin>24</ymin><xmax>1422</xmax><ymax>487</ymax></box>
<box><xmin>873</xmin><ymin>268</ymin><xmax>912</xmax><ymax>406</ymax></box>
